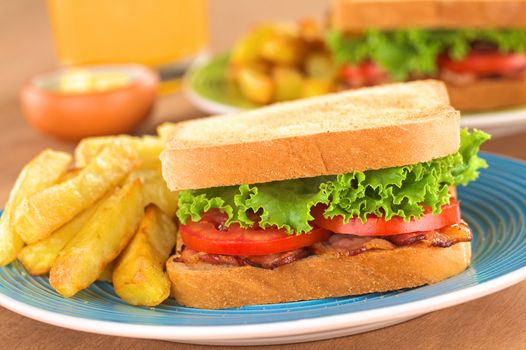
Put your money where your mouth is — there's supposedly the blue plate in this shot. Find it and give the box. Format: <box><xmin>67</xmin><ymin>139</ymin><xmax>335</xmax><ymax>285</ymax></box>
<box><xmin>1</xmin><ymin>153</ymin><xmax>525</xmax><ymax>345</ymax></box>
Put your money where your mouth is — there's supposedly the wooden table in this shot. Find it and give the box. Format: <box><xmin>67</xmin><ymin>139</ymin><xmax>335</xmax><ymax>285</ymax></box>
<box><xmin>1</xmin><ymin>1</ymin><xmax>526</xmax><ymax>349</ymax></box>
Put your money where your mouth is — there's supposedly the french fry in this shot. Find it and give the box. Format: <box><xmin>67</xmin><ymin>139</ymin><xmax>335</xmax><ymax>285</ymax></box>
<box><xmin>128</xmin><ymin>169</ymin><xmax>178</xmax><ymax>217</ymax></box>
<box><xmin>14</xmin><ymin>145</ymin><xmax>136</xmax><ymax>244</ymax></box>
<box><xmin>98</xmin><ymin>262</ymin><xmax>114</xmax><ymax>283</ymax></box>
<box><xmin>113</xmin><ymin>205</ymin><xmax>177</xmax><ymax>306</ymax></box>
<box><xmin>0</xmin><ymin>150</ymin><xmax>71</xmax><ymax>265</ymax></box>
<box><xmin>156</xmin><ymin>123</ymin><xmax>177</xmax><ymax>143</ymax></box>
<box><xmin>49</xmin><ymin>179</ymin><xmax>144</xmax><ymax>297</ymax></box>
<box><xmin>58</xmin><ymin>168</ymin><xmax>82</xmax><ymax>183</ymax></box>
<box><xmin>75</xmin><ymin>135</ymin><xmax>163</xmax><ymax>170</ymax></box>
<box><xmin>18</xmin><ymin>198</ymin><xmax>103</xmax><ymax>275</ymax></box>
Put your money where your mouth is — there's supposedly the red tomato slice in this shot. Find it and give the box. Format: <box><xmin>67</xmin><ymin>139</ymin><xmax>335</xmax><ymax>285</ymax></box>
<box><xmin>340</xmin><ymin>62</ymin><xmax>388</xmax><ymax>87</ymax></box>
<box><xmin>438</xmin><ymin>51</ymin><xmax>526</xmax><ymax>76</ymax></box>
<box><xmin>312</xmin><ymin>199</ymin><xmax>461</xmax><ymax>236</ymax></box>
<box><xmin>179</xmin><ymin>210</ymin><xmax>330</xmax><ymax>256</ymax></box>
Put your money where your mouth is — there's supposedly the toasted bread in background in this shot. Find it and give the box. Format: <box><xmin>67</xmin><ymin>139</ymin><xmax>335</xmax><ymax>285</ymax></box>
<box><xmin>161</xmin><ymin>80</ymin><xmax>460</xmax><ymax>191</ymax></box>
<box><xmin>447</xmin><ymin>75</ymin><xmax>526</xmax><ymax>111</ymax></box>
<box><xmin>167</xmin><ymin>242</ymin><xmax>471</xmax><ymax>309</ymax></box>
<box><xmin>331</xmin><ymin>0</ymin><xmax>526</xmax><ymax>31</ymax></box>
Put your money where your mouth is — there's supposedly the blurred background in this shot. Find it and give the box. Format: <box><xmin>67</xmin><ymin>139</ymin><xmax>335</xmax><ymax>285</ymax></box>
<box><xmin>0</xmin><ymin>0</ymin><xmax>329</xmax><ymax>204</ymax></box>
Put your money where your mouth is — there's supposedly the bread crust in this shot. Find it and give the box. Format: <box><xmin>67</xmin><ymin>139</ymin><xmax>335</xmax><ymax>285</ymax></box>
<box><xmin>166</xmin><ymin>242</ymin><xmax>471</xmax><ymax>309</ymax></box>
<box><xmin>447</xmin><ymin>75</ymin><xmax>526</xmax><ymax>111</ymax></box>
<box><xmin>161</xmin><ymin>81</ymin><xmax>460</xmax><ymax>191</ymax></box>
<box><xmin>332</xmin><ymin>0</ymin><xmax>526</xmax><ymax>31</ymax></box>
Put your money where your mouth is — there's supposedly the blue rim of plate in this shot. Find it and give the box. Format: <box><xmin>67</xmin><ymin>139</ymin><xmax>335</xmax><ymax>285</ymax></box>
<box><xmin>0</xmin><ymin>153</ymin><xmax>525</xmax><ymax>341</ymax></box>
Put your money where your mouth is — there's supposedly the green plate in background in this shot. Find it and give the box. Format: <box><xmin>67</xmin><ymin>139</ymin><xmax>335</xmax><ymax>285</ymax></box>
<box><xmin>183</xmin><ymin>53</ymin><xmax>256</xmax><ymax>114</ymax></box>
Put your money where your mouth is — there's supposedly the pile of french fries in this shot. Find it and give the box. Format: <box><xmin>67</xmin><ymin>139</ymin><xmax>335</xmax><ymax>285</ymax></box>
<box><xmin>229</xmin><ymin>19</ymin><xmax>337</xmax><ymax>104</ymax></box>
<box><xmin>0</xmin><ymin>124</ymin><xmax>178</xmax><ymax>307</ymax></box>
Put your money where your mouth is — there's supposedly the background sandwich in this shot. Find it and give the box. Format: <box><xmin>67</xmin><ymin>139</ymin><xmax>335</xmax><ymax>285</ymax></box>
<box><xmin>160</xmin><ymin>80</ymin><xmax>490</xmax><ymax>309</ymax></box>
<box><xmin>328</xmin><ymin>0</ymin><xmax>526</xmax><ymax>111</ymax></box>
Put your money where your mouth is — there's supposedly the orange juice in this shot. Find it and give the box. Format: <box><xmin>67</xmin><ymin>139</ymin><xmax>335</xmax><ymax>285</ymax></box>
<box><xmin>47</xmin><ymin>0</ymin><xmax>208</xmax><ymax>68</ymax></box>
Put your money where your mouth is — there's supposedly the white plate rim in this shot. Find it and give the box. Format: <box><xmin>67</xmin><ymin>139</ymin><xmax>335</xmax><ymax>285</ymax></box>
<box><xmin>1</xmin><ymin>264</ymin><xmax>525</xmax><ymax>342</ymax></box>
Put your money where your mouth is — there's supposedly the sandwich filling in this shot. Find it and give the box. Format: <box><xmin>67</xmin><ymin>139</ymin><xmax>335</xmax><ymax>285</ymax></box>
<box><xmin>326</xmin><ymin>29</ymin><xmax>526</xmax><ymax>87</ymax></box>
<box><xmin>175</xmin><ymin>129</ymin><xmax>489</xmax><ymax>269</ymax></box>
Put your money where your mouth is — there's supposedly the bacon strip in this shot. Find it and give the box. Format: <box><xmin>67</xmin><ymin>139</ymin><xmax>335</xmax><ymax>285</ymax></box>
<box><xmin>241</xmin><ymin>249</ymin><xmax>311</xmax><ymax>269</ymax></box>
<box><xmin>388</xmin><ymin>222</ymin><xmax>472</xmax><ymax>248</ymax></box>
<box><xmin>175</xmin><ymin>223</ymin><xmax>473</xmax><ymax>269</ymax></box>
<box><xmin>175</xmin><ymin>248</ymin><xmax>311</xmax><ymax>269</ymax></box>
<box><xmin>312</xmin><ymin>235</ymin><xmax>395</xmax><ymax>256</ymax></box>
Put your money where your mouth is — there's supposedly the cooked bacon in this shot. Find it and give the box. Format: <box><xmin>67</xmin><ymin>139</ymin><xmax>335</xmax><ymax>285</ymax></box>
<box><xmin>175</xmin><ymin>223</ymin><xmax>472</xmax><ymax>269</ymax></box>
<box><xmin>175</xmin><ymin>248</ymin><xmax>243</xmax><ymax>267</ymax></box>
<box><xmin>425</xmin><ymin>222</ymin><xmax>472</xmax><ymax>247</ymax></box>
<box><xmin>440</xmin><ymin>69</ymin><xmax>477</xmax><ymax>86</ymax></box>
<box><xmin>388</xmin><ymin>232</ymin><xmax>426</xmax><ymax>246</ymax></box>
<box><xmin>241</xmin><ymin>249</ymin><xmax>311</xmax><ymax>269</ymax></box>
<box><xmin>388</xmin><ymin>222</ymin><xmax>472</xmax><ymax>247</ymax></box>
<box><xmin>313</xmin><ymin>235</ymin><xmax>394</xmax><ymax>256</ymax></box>
<box><xmin>175</xmin><ymin>247</ymin><xmax>310</xmax><ymax>269</ymax></box>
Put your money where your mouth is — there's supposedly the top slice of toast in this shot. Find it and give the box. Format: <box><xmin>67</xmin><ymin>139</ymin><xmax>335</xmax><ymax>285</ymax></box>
<box><xmin>331</xmin><ymin>0</ymin><xmax>526</xmax><ymax>31</ymax></box>
<box><xmin>161</xmin><ymin>80</ymin><xmax>460</xmax><ymax>191</ymax></box>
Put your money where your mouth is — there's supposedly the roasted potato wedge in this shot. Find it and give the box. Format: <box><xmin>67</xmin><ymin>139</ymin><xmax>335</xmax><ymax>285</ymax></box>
<box><xmin>304</xmin><ymin>53</ymin><xmax>336</xmax><ymax>81</ymax></box>
<box><xmin>98</xmin><ymin>262</ymin><xmax>114</xmax><ymax>283</ymax></box>
<box><xmin>260</xmin><ymin>35</ymin><xmax>304</xmax><ymax>66</ymax></box>
<box><xmin>301</xmin><ymin>78</ymin><xmax>334</xmax><ymax>98</ymax></box>
<box><xmin>0</xmin><ymin>150</ymin><xmax>71</xmax><ymax>265</ymax></box>
<box><xmin>49</xmin><ymin>179</ymin><xmax>144</xmax><ymax>297</ymax></box>
<box><xmin>18</xmin><ymin>198</ymin><xmax>103</xmax><ymax>275</ymax></box>
<box><xmin>128</xmin><ymin>169</ymin><xmax>178</xmax><ymax>217</ymax></box>
<box><xmin>156</xmin><ymin>123</ymin><xmax>177</xmax><ymax>143</ymax></box>
<box><xmin>237</xmin><ymin>66</ymin><xmax>274</xmax><ymax>104</ymax></box>
<box><xmin>230</xmin><ymin>25</ymin><xmax>275</xmax><ymax>66</ymax></box>
<box><xmin>14</xmin><ymin>145</ymin><xmax>136</xmax><ymax>244</ymax></box>
<box><xmin>273</xmin><ymin>67</ymin><xmax>304</xmax><ymax>102</ymax></box>
<box><xmin>75</xmin><ymin>135</ymin><xmax>163</xmax><ymax>170</ymax></box>
<box><xmin>113</xmin><ymin>205</ymin><xmax>177</xmax><ymax>306</ymax></box>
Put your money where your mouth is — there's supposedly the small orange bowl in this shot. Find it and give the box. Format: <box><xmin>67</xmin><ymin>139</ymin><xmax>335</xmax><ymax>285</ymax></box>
<box><xmin>20</xmin><ymin>64</ymin><xmax>159</xmax><ymax>141</ymax></box>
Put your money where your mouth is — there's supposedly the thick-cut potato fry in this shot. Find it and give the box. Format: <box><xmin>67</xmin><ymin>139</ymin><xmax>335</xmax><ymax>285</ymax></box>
<box><xmin>58</xmin><ymin>168</ymin><xmax>82</xmax><ymax>183</ymax></box>
<box><xmin>0</xmin><ymin>150</ymin><xmax>71</xmax><ymax>265</ymax></box>
<box><xmin>113</xmin><ymin>205</ymin><xmax>176</xmax><ymax>306</ymax></box>
<box><xmin>156</xmin><ymin>123</ymin><xmax>177</xmax><ymax>143</ymax></box>
<box><xmin>14</xmin><ymin>145</ymin><xmax>136</xmax><ymax>244</ymax></box>
<box><xmin>18</xmin><ymin>198</ymin><xmax>103</xmax><ymax>275</ymax></box>
<box><xmin>128</xmin><ymin>170</ymin><xmax>178</xmax><ymax>217</ymax></box>
<box><xmin>75</xmin><ymin>135</ymin><xmax>163</xmax><ymax>169</ymax></box>
<box><xmin>49</xmin><ymin>180</ymin><xmax>144</xmax><ymax>297</ymax></box>
<box><xmin>98</xmin><ymin>262</ymin><xmax>114</xmax><ymax>283</ymax></box>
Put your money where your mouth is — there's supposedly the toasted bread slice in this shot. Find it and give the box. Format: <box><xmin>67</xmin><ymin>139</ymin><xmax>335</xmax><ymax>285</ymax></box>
<box><xmin>447</xmin><ymin>75</ymin><xmax>526</xmax><ymax>111</ymax></box>
<box><xmin>161</xmin><ymin>80</ymin><xmax>460</xmax><ymax>191</ymax></box>
<box><xmin>331</xmin><ymin>0</ymin><xmax>526</xmax><ymax>31</ymax></box>
<box><xmin>166</xmin><ymin>242</ymin><xmax>471</xmax><ymax>309</ymax></box>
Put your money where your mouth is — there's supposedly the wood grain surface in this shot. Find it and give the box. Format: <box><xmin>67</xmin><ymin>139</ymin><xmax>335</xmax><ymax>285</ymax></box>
<box><xmin>1</xmin><ymin>1</ymin><xmax>526</xmax><ymax>349</ymax></box>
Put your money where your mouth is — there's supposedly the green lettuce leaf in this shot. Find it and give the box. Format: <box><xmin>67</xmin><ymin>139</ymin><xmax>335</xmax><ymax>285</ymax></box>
<box><xmin>177</xmin><ymin>129</ymin><xmax>490</xmax><ymax>234</ymax></box>
<box><xmin>326</xmin><ymin>28</ymin><xmax>526</xmax><ymax>80</ymax></box>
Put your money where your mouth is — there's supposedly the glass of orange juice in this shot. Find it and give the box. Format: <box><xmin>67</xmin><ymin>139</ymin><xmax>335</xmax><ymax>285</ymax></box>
<box><xmin>47</xmin><ymin>0</ymin><xmax>208</xmax><ymax>89</ymax></box>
